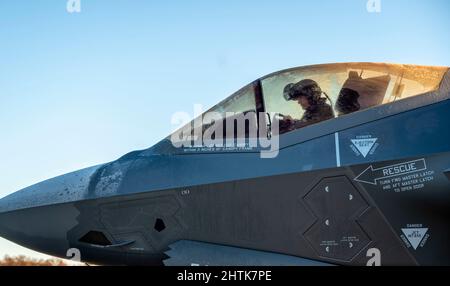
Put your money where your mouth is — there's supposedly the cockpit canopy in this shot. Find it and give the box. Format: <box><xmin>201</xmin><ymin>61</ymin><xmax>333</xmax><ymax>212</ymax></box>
<box><xmin>170</xmin><ymin>63</ymin><xmax>448</xmax><ymax>147</ymax></box>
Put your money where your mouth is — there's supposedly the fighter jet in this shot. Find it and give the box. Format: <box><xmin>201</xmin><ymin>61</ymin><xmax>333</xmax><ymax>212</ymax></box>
<box><xmin>1</xmin><ymin>63</ymin><xmax>449</xmax><ymax>266</ymax></box>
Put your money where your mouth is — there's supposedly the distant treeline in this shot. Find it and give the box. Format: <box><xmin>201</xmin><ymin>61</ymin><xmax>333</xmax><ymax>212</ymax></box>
<box><xmin>0</xmin><ymin>255</ymin><xmax>68</xmax><ymax>266</ymax></box>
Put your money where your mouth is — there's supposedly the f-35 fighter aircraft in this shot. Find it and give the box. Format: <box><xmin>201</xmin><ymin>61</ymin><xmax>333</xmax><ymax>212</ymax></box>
<box><xmin>1</xmin><ymin>63</ymin><xmax>449</xmax><ymax>266</ymax></box>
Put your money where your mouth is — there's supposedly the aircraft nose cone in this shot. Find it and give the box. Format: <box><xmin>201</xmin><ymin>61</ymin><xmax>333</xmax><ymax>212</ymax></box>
<box><xmin>0</xmin><ymin>165</ymin><xmax>102</xmax><ymax>258</ymax></box>
<box><xmin>0</xmin><ymin>165</ymin><xmax>101</xmax><ymax>213</ymax></box>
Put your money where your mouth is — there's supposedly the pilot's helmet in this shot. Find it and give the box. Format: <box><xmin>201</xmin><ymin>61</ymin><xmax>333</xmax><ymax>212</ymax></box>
<box><xmin>284</xmin><ymin>79</ymin><xmax>322</xmax><ymax>103</ymax></box>
<box><xmin>283</xmin><ymin>83</ymin><xmax>296</xmax><ymax>101</ymax></box>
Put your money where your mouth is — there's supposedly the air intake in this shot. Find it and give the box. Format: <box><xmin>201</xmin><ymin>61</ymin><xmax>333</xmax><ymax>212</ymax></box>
<box><xmin>79</xmin><ymin>231</ymin><xmax>112</xmax><ymax>246</ymax></box>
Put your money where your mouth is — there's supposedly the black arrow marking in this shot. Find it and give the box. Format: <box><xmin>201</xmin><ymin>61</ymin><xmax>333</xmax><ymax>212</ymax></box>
<box><xmin>354</xmin><ymin>158</ymin><xmax>427</xmax><ymax>185</ymax></box>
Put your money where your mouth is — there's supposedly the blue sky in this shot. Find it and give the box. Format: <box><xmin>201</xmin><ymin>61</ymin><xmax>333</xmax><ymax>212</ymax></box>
<box><xmin>0</xmin><ymin>0</ymin><xmax>449</xmax><ymax>260</ymax></box>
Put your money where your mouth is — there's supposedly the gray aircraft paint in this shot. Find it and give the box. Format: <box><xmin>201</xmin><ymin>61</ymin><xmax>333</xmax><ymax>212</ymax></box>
<box><xmin>0</xmin><ymin>64</ymin><xmax>449</xmax><ymax>266</ymax></box>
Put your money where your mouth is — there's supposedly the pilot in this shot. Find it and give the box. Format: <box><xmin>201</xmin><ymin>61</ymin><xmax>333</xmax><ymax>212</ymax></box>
<box><xmin>280</xmin><ymin>79</ymin><xmax>334</xmax><ymax>132</ymax></box>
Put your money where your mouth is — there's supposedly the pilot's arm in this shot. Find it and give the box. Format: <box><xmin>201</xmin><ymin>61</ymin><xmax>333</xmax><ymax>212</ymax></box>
<box><xmin>278</xmin><ymin>115</ymin><xmax>295</xmax><ymax>133</ymax></box>
<box><xmin>279</xmin><ymin>115</ymin><xmax>309</xmax><ymax>132</ymax></box>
